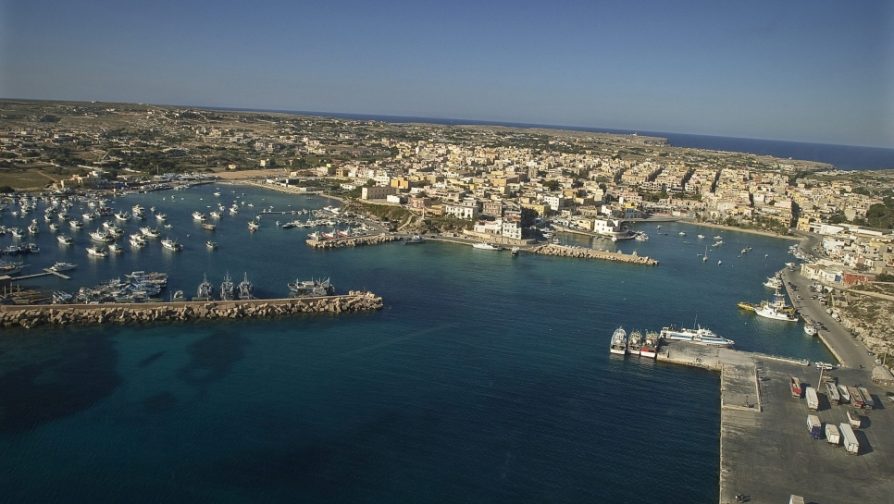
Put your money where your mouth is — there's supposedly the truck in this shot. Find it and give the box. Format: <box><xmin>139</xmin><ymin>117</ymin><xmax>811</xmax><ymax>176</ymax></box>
<box><xmin>806</xmin><ymin>386</ymin><xmax>819</xmax><ymax>411</ymax></box>
<box><xmin>839</xmin><ymin>422</ymin><xmax>859</xmax><ymax>455</ymax></box>
<box><xmin>858</xmin><ymin>386</ymin><xmax>875</xmax><ymax>409</ymax></box>
<box><xmin>825</xmin><ymin>423</ymin><xmax>841</xmax><ymax>445</ymax></box>
<box><xmin>847</xmin><ymin>409</ymin><xmax>862</xmax><ymax>429</ymax></box>
<box><xmin>807</xmin><ymin>415</ymin><xmax>822</xmax><ymax>440</ymax></box>
<box><xmin>825</xmin><ymin>382</ymin><xmax>840</xmax><ymax>405</ymax></box>
<box><xmin>849</xmin><ymin>386</ymin><xmax>867</xmax><ymax>408</ymax></box>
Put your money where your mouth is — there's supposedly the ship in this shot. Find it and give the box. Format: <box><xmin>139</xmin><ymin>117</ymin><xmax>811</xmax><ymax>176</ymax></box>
<box><xmin>754</xmin><ymin>291</ymin><xmax>798</xmax><ymax>322</ymax></box>
<box><xmin>220</xmin><ymin>272</ymin><xmax>236</xmax><ymax>300</ymax></box>
<box><xmin>609</xmin><ymin>326</ymin><xmax>628</xmax><ymax>355</ymax></box>
<box><xmin>161</xmin><ymin>238</ymin><xmax>182</xmax><ymax>251</ymax></box>
<box><xmin>627</xmin><ymin>330</ymin><xmax>644</xmax><ymax>355</ymax></box>
<box><xmin>659</xmin><ymin>325</ymin><xmax>735</xmax><ymax>347</ymax></box>
<box><xmin>640</xmin><ymin>331</ymin><xmax>659</xmax><ymax>359</ymax></box>
<box><xmin>288</xmin><ymin>277</ymin><xmax>334</xmax><ymax>297</ymax></box>
<box><xmin>238</xmin><ymin>272</ymin><xmax>253</xmax><ymax>300</ymax></box>
<box><xmin>790</xmin><ymin>377</ymin><xmax>803</xmax><ymax>398</ymax></box>
<box><xmin>195</xmin><ymin>274</ymin><xmax>213</xmax><ymax>301</ymax></box>
<box><xmin>472</xmin><ymin>243</ymin><xmax>502</xmax><ymax>251</ymax></box>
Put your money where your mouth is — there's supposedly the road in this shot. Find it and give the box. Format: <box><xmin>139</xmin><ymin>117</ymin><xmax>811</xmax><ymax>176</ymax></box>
<box><xmin>781</xmin><ymin>267</ymin><xmax>875</xmax><ymax>369</ymax></box>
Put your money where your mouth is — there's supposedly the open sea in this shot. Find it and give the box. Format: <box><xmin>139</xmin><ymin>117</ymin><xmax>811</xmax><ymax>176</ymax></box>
<box><xmin>0</xmin><ymin>184</ymin><xmax>834</xmax><ymax>503</ymax></box>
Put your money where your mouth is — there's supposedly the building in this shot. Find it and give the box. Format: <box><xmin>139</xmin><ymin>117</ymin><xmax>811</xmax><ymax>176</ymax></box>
<box><xmin>361</xmin><ymin>186</ymin><xmax>396</xmax><ymax>200</ymax></box>
<box><xmin>444</xmin><ymin>203</ymin><xmax>478</xmax><ymax>220</ymax></box>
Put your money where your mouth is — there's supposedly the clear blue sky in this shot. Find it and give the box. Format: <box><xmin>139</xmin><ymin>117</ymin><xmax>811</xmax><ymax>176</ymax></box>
<box><xmin>1</xmin><ymin>0</ymin><xmax>892</xmax><ymax>147</ymax></box>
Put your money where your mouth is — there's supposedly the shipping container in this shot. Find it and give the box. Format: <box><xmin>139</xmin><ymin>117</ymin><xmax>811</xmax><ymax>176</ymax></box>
<box><xmin>825</xmin><ymin>423</ymin><xmax>840</xmax><ymax>445</ymax></box>
<box><xmin>807</xmin><ymin>415</ymin><xmax>822</xmax><ymax>440</ymax></box>
<box><xmin>839</xmin><ymin>423</ymin><xmax>859</xmax><ymax>455</ymax></box>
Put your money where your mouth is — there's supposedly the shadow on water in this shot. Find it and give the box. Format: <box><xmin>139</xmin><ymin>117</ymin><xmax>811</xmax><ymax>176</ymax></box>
<box><xmin>138</xmin><ymin>351</ymin><xmax>167</xmax><ymax>368</ymax></box>
<box><xmin>0</xmin><ymin>332</ymin><xmax>121</xmax><ymax>433</ymax></box>
<box><xmin>143</xmin><ymin>391</ymin><xmax>178</xmax><ymax>414</ymax></box>
<box><xmin>177</xmin><ymin>329</ymin><xmax>248</xmax><ymax>386</ymax></box>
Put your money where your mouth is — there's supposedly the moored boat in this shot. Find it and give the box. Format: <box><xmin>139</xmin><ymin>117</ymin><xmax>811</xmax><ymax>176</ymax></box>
<box><xmin>640</xmin><ymin>331</ymin><xmax>659</xmax><ymax>359</ymax></box>
<box><xmin>609</xmin><ymin>326</ymin><xmax>628</xmax><ymax>355</ymax></box>
<box><xmin>659</xmin><ymin>325</ymin><xmax>734</xmax><ymax>347</ymax></box>
<box><xmin>472</xmin><ymin>242</ymin><xmax>501</xmax><ymax>251</ymax></box>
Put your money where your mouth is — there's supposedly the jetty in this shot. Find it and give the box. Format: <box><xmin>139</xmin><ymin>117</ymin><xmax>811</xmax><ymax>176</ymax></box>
<box><xmin>0</xmin><ymin>291</ymin><xmax>383</xmax><ymax>329</ymax></box>
<box><xmin>306</xmin><ymin>234</ymin><xmax>401</xmax><ymax>249</ymax></box>
<box><xmin>531</xmin><ymin>244</ymin><xmax>658</xmax><ymax>266</ymax></box>
<box><xmin>656</xmin><ymin>341</ymin><xmax>894</xmax><ymax>503</ymax></box>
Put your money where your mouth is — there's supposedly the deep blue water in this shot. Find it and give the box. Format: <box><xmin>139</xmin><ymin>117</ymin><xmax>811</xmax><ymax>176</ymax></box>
<box><xmin>212</xmin><ymin>107</ymin><xmax>894</xmax><ymax>171</ymax></box>
<box><xmin>0</xmin><ymin>185</ymin><xmax>833</xmax><ymax>502</ymax></box>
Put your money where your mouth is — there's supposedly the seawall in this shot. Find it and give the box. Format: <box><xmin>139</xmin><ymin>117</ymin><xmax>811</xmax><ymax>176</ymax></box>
<box><xmin>0</xmin><ymin>291</ymin><xmax>383</xmax><ymax>329</ymax></box>
<box><xmin>306</xmin><ymin>234</ymin><xmax>401</xmax><ymax>249</ymax></box>
<box><xmin>531</xmin><ymin>244</ymin><xmax>658</xmax><ymax>266</ymax></box>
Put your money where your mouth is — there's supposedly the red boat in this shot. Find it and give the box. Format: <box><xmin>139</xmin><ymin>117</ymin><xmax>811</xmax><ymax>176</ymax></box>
<box><xmin>791</xmin><ymin>377</ymin><xmax>803</xmax><ymax>398</ymax></box>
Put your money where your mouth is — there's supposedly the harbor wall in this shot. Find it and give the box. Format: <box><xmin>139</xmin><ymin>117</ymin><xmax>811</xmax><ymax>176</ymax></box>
<box><xmin>306</xmin><ymin>234</ymin><xmax>401</xmax><ymax>249</ymax></box>
<box><xmin>531</xmin><ymin>244</ymin><xmax>658</xmax><ymax>266</ymax></box>
<box><xmin>0</xmin><ymin>291</ymin><xmax>383</xmax><ymax>329</ymax></box>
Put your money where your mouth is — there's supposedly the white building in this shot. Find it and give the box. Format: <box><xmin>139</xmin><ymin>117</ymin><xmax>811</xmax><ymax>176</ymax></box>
<box><xmin>445</xmin><ymin>204</ymin><xmax>478</xmax><ymax>220</ymax></box>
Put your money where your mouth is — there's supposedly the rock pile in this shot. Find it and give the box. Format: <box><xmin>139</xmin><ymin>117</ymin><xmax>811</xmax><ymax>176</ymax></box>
<box><xmin>532</xmin><ymin>244</ymin><xmax>658</xmax><ymax>266</ymax></box>
<box><xmin>306</xmin><ymin>234</ymin><xmax>400</xmax><ymax>249</ymax></box>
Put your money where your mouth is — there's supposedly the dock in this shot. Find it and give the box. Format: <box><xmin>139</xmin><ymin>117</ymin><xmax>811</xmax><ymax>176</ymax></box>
<box><xmin>531</xmin><ymin>243</ymin><xmax>658</xmax><ymax>266</ymax></box>
<box><xmin>657</xmin><ymin>341</ymin><xmax>894</xmax><ymax>503</ymax></box>
<box><xmin>0</xmin><ymin>268</ymin><xmax>71</xmax><ymax>283</ymax></box>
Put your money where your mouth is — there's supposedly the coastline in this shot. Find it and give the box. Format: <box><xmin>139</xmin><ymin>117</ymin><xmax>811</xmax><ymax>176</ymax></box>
<box><xmin>679</xmin><ymin>220</ymin><xmax>800</xmax><ymax>241</ymax></box>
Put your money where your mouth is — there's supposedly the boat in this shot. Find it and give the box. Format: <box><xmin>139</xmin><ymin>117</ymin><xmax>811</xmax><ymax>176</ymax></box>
<box><xmin>161</xmin><ymin>238</ymin><xmax>182</xmax><ymax>251</ymax></box>
<box><xmin>736</xmin><ymin>301</ymin><xmax>755</xmax><ymax>312</ymax></box>
<box><xmin>85</xmin><ymin>245</ymin><xmax>108</xmax><ymax>257</ymax></box>
<box><xmin>763</xmin><ymin>276</ymin><xmax>783</xmax><ymax>290</ymax></box>
<box><xmin>238</xmin><ymin>272</ymin><xmax>253</xmax><ymax>299</ymax></box>
<box><xmin>405</xmin><ymin>235</ymin><xmax>425</xmax><ymax>245</ymax></box>
<box><xmin>49</xmin><ymin>261</ymin><xmax>77</xmax><ymax>272</ymax></box>
<box><xmin>697</xmin><ymin>234</ymin><xmax>705</xmax><ymax>239</ymax></box>
<box><xmin>609</xmin><ymin>326</ymin><xmax>628</xmax><ymax>355</ymax></box>
<box><xmin>634</xmin><ymin>231</ymin><xmax>649</xmax><ymax>241</ymax></box>
<box><xmin>155</xmin><ymin>212</ymin><xmax>167</xmax><ymax>222</ymax></box>
<box><xmin>678</xmin><ymin>231</ymin><xmax>686</xmax><ymax>236</ymax></box>
<box><xmin>510</xmin><ymin>246</ymin><xmax>520</xmax><ymax>256</ymax></box>
<box><xmin>57</xmin><ymin>234</ymin><xmax>73</xmax><ymax>245</ymax></box>
<box><xmin>814</xmin><ymin>361</ymin><xmax>836</xmax><ymax>371</ymax></box>
<box><xmin>803</xmin><ymin>321</ymin><xmax>818</xmax><ymax>336</ymax></box>
<box><xmin>201</xmin><ymin>222</ymin><xmax>216</xmax><ymax>231</ymax></box>
<box><xmin>790</xmin><ymin>377</ymin><xmax>803</xmax><ymax>398</ymax></box>
<box><xmin>281</xmin><ymin>221</ymin><xmax>297</xmax><ymax>229</ymax></box>
<box><xmin>754</xmin><ymin>291</ymin><xmax>797</xmax><ymax>322</ymax></box>
<box><xmin>27</xmin><ymin>220</ymin><xmax>39</xmax><ymax>234</ymax></box>
<box><xmin>114</xmin><ymin>211</ymin><xmax>130</xmax><ymax>221</ymax></box>
<box><xmin>640</xmin><ymin>331</ymin><xmax>659</xmax><ymax>359</ymax></box>
<box><xmin>288</xmin><ymin>277</ymin><xmax>334</xmax><ymax>297</ymax></box>
<box><xmin>195</xmin><ymin>274</ymin><xmax>213</xmax><ymax>301</ymax></box>
<box><xmin>48</xmin><ymin>222</ymin><xmax>59</xmax><ymax>232</ymax></box>
<box><xmin>129</xmin><ymin>234</ymin><xmax>147</xmax><ymax>248</ymax></box>
<box><xmin>210</xmin><ymin>211</ymin><xmax>221</xmax><ymax>220</ymax></box>
<box><xmin>172</xmin><ymin>290</ymin><xmax>185</xmax><ymax>301</ymax></box>
<box><xmin>140</xmin><ymin>226</ymin><xmax>161</xmax><ymax>238</ymax></box>
<box><xmin>472</xmin><ymin>243</ymin><xmax>501</xmax><ymax>251</ymax></box>
<box><xmin>206</xmin><ymin>240</ymin><xmax>218</xmax><ymax>250</ymax></box>
<box><xmin>659</xmin><ymin>325</ymin><xmax>735</xmax><ymax>347</ymax></box>
<box><xmin>192</xmin><ymin>211</ymin><xmax>206</xmax><ymax>222</ymax></box>
<box><xmin>108</xmin><ymin>243</ymin><xmax>124</xmax><ymax>254</ymax></box>
<box><xmin>248</xmin><ymin>221</ymin><xmax>260</xmax><ymax>232</ymax></box>
<box><xmin>219</xmin><ymin>272</ymin><xmax>236</xmax><ymax>300</ymax></box>
<box><xmin>52</xmin><ymin>291</ymin><xmax>73</xmax><ymax>304</ymax></box>
<box><xmin>69</xmin><ymin>220</ymin><xmax>83</xmax><ymax>230</ymax></box>
<box><xmin>702</xmin><ymin>245</ymin><xmax>709</xmax><ymax>262</ymax></box>
<box><xmin>89</xmin><ymin>229</ymin><xmax>114</xmax><ymax>243</ymax></box>
<box><xmin>627</xmin><ymin>330</ymin><xmax>643</xmax><ymax>354</ymax></box>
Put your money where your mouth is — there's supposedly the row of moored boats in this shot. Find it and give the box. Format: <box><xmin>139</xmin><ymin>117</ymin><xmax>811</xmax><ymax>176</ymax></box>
<box><xmin>610</xmin><ymin>324</ymin><xmax>736</xmax><ymax>357</ymax></box>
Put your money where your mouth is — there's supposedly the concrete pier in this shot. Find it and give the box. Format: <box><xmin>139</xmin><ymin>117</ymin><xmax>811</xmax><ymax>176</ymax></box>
<box><xmin>657</xmin><ymin>341</ymin><xmax>894</xmax><ymax>503</ymax></box>
<box><xmin>531</xmin><ymin>244</ymin><xmax>658</xmax><ymax>265</ymax></box>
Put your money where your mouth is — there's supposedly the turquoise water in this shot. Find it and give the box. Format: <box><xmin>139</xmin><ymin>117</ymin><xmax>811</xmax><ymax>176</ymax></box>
<box><xmin>0</xmin><ymin>185</ymin><xmax>832</xmax><ymax>502</ymax></box>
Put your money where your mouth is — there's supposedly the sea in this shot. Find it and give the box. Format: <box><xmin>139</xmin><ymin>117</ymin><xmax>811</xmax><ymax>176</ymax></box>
<box><xmin>0</xmin><ymin>184</ymin><xmax>834</xmax><ymax>503</ymax></box>
<box><xmin>217</xmin><ymin>108</ymin><xmax>894</xmax><ymax>171</ymax></box>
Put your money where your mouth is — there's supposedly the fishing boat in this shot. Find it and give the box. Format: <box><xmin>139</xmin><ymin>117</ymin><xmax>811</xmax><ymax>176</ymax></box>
<box><xmin>219</xmin><ymin>272</ymin><xmax>236</xmax><ymax>300</ymax></box>
<box><xmin>763</xmin><ymin>275</ymin><xmax>783</xmax><ymax>290</ymax></box>
<box><xmin>192</xmin><ymin>211</ymin><xmax>206</xmax><ymax>222</ymax></box>
<box><xmin>248</xmin><ymin>221</ymin><xmax>260</xmax><ymax>232</ymax></box>
<box><xmin>86</xmin><ymin>245</ymin><xmax>108</xmax><ymax>257</ymax></box>
<box><xmin>803</xmin><ymin>320</ymin><xmax>818</xmax><ymax>336</ymax></box>
<box><xmin>238</xmin><ymin>272</ymin><xmax>253</xmax><ymax>299</ymax></box>
<box><xmin>57</xmin><ymin>234</ymin><xmax>73</xmax><ymax>245</ymax></box>
<box><xmin>49</xmin><ymin>261</ymin><xmax>77</xmax><ymax>272</ymax></box>
<box><xmin>108</xmin><ymin>243</ymin><xmax>124</xmax><ymax>254</ymax></box>
<box><xmin>206</xmin><ymin>240</ymin><xmax>218</xmax><ymax>250</ymax></box>
<box><xmin>640</xmin><ymin>331</ymin><xmax>659</xmax><ymax>359</ymax></box>
<box><xmin>129</xmin><ymin>234</ymin><xmax>147</xmax><ymax>248</ymax></box>
<box><xmin>627</xmin><ymin>330</ymin><xmax>643</xmax><ymax>354</ymax></box>
<box><xmin>161</xmin><ymin>238</ymin><xmax>182</xmax><ymax>251</ymax></box>
<box><xmin>288</xmin><ymin>277</ymin><xmax>335</xmax><ymax>297</ymax></box>
<box><xmin>754</xmin><ymin>290</ymin><xmax>798</xmax><ymax>322</ymax></box>
<box><xmin>201</xmin><ymin>222</ymin><xmax>216</xmax><ymax>231</ymax></box>
<box><xmin>609</xmin><ymin>327</ymin><xmax>628</xmax><ymax>355</ymax></box>
<box><xmin>114</xmin><ymin>211</ymin><xmax>130</xmax><ymax>221</ymax></box>
<box><xmin>195</xmin><ymin>274</ymin><xmax>213</xmax><ymax>301</ymax></box>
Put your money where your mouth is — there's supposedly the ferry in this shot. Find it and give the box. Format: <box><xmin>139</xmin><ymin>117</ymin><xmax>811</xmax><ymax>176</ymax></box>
<box><xmin>472</xmin><ymin>243</ymin><xmax>502</xmax><ymax>251</ymax></box>
<box><xmin>790</xmin><ymin>377</ymin><xmax>803</xmax><ymax>398</ymax></box>
<box><xmin>659</xmin><ymin>325</ymin><xmax>735</xmax><ymax>347</ymax></box>
<box><xmin>609</xmin><ymin>326</ymin><xmax>628</xmax><ymax>355</ymax></box>
<box><xmin>640</xmin><ymin>331</ymin><xmax>659</xmax><ymax>359</ymax></box>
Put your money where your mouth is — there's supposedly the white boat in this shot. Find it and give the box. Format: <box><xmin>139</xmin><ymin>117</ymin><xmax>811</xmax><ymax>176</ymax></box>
<box><xmin>192</xmin><ymin>211</ymin><xmax>206</xmax><ymax>222</ymax></box>
<box><xmin>659</xmin><ymin>325</ymin><xmax>735</xmax><ymax>347</ymax></box>
<box><xmin>248</xmin><ymin>221</ymin><xmax>260</xmax><ymax>232</ymax></box>
<box><xmin>108</xmin><ymin>243</ymin><xmax>124</xmax><ymax>254</ymax></box>
<box><xmin>114</xmin><ymin>211</ymin><xmax>130</xmax><ymax>221</ymax></box>
<box><xmin>697</xmin><ymin>234</ymin><xmax>705</xmax><ymax>239</ymax></box>
<box><xmin>155</xmin><ymin>212</ymin><xmax>167</xmax><ymax>222</ymax></box>
<box><xmin>754</xmin><ymin>302</ymin><xmax>798</xmax><ymax>322</ymax></box>
<box><xmin>49</xmin><ymin>261</ymin><xmax>77</xmax><ymax>272</ymax></box>
<box><xmin>57</xmin><ymin>234</ymin><xmax>73</xmax><ymax>245</ymax></box>
<box><xmin>472</xmin><ymin>243</ymin><xmax>501</xmax><ymax>251</ymax></box>
<box><xmin>161</xmin><ymin>238</ymin><xmax>182</xmax><ymax>251</ymax></box>
<box><xmin>803</xmin><ymin>321</ymin><xmax>818</xmax><ymax>336</ymax></box>
<box><xmin>678</xmin><ymin>231</ymin><xmax>686</xmax><ymax>236</ymax></box>
<box><xmin>763</xmin><ymin>276</ymin><xmax>783</xmax><ymax>289</ymax></box>
<box><xmin>640</xmin><ymin>331</ymin><xmax>659</xmax><ymax>358</ymax></box>
<box><xmin>140</xmin><ymin>226</ymin><xmax>161</xmax><ymax>238</ymax></box>
<box><xmin>634</xmin><ymin>231</ymin><xmax>649</xmax><ymax>241</ymax></box>
<box><xmin>85</xmin><ymin>245</ymin><xmax>108</xmax><ymax>257</ymax></box>
<box><xmin>609</xmin><ymin>326</ymin><xmax>628</xmax><ymax>355</ymax></box>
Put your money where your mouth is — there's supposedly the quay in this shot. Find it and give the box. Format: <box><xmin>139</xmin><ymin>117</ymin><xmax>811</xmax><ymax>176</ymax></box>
<box><xmin>657</xmin><ymin>341</ymin><xmax>894</xmax><ymax>503</ymax></box>
<box><xmin>0</xmin><ymin>291</ymin><xmax>383</xmax><ymax>329</ymax></box>
<box><xmin>531</xmin><ymin>243</ymin><xmax>658</xmax><ymax>265</ymax></box>
<box><xmin>306</xmin><ymin>234</ymin><xmax>401</xmax><ymax>249</ymax></box>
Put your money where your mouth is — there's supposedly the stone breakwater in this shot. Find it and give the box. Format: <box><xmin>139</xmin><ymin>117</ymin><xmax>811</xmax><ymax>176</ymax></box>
<box><xmin>531</xmin><ymin>244</ymin><xmax>659</xmax><ymax>266</ymax></box>
<box><xmin>306</xmin><ymin>234</ymin><xmax>401</xmax><ymax>249</ymax></box>
<box><xmin>0</xmin><ymin>291</ymin><xmax>383</xmax><ymax>329</ymax></box>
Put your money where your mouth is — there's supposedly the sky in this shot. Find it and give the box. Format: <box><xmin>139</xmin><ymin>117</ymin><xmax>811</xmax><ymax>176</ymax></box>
<box><xmin>1</xmin><ymin>0</ymin><xmax>892</xmax><ymax>147</ymax></box>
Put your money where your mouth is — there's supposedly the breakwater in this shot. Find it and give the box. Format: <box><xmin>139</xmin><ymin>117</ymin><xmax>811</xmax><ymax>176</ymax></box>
<box><xmin>531</xmin><ymin>244</ymin><xmax>658</xmax><ymax>265</ymax></box>
<box><xmin>306</xmin><ymin>234</ymin><xmax>401</xmax><ymax>249</ymax></box>
<box><xmin>0</xmin><ymin>291</ymin><xmax>383</xmax><ymax>329</ymax></box>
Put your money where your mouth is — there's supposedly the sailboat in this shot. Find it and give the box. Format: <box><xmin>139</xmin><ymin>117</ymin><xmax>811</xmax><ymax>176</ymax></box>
<box><xmin>702</xmin><ymin>245</ymin><xmax>708</xmax><ymax>262</ymax></box>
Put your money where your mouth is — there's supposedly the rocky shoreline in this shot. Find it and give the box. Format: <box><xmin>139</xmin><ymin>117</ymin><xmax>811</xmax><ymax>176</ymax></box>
<box><xmin>0</xmin><ymin>291</ymin><xmax>383</xmax><ymax>329</ymax></box>
<box><xmin>531</xmin><ymin>244</ymin><xmax>659</xmax><ymax>266</ymax></box>
<box><xmin>306</xmin><ymin>234</ymin><xmax>401</xmax><ymax>249</ymax></box>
